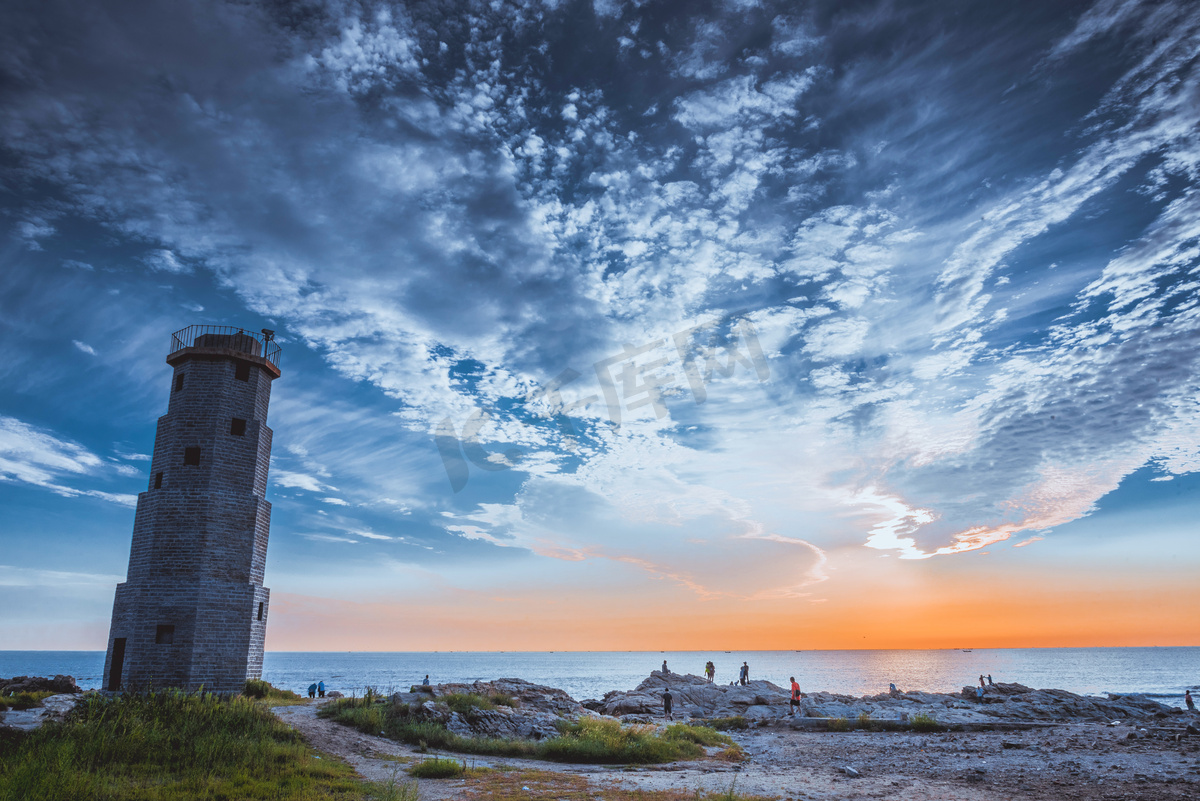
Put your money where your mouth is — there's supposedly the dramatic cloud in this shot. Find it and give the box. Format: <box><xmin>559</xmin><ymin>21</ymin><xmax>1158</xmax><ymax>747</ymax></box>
<box><xmin>2</xmin><ymin>0</ymin><xmax>1199</xmax><ymax>645</ymax></box>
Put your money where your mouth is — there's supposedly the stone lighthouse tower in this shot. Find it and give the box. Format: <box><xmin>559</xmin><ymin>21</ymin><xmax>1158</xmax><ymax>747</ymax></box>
<box><xmin>103</xmin><ymin>325</ymin><xmax>281</xmax><ymax>693</ymax></box>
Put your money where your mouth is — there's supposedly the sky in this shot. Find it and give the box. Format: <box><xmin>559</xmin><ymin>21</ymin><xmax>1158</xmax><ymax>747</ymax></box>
<box><xmin>1</xmin><ymin>0</ymin><xmax>1198</xmax><ymax>652</ymax></box>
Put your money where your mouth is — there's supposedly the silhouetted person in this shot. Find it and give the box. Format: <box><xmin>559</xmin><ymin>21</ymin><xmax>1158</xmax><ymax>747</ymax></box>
<box><xmin>739</xmin><ymin>662</ymin><xmax>749</xmax><ymax>685</ymax></box>
<box><xmin>307</xmin><ymin>682</ymin><xmax>317</xmax><ymax>699</ymax></box>
<box><xmin>789</xmin><ymin>677</ymin><xmax>802</xmax><ymax>716</ymax></box>
<box><xmin>1187</xmin><ymin>690</ymin><xmax>1195</xmax><ymax>711</ymax></box>
<box><xmin>662</xmin><ymin>660</ymin><xmax>669</xmax><ymax>674</ymax></box>
<box><xmin>979</xmin><ymin>675</ymin><xmax>985</xmax><ymax>688</ymax></box>
<box><xmin>987</xmin><ymin>674</ymin><xmax>993</xmax><ymax>685</ymax></box>
<box><xmin>662</xmin><ymin>687</ymin><xmax>673</xmax><ymax>720</ymax></box>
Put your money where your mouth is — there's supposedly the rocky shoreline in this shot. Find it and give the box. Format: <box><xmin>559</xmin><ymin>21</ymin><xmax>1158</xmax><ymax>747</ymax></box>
<box><xmin>584</xmin><ymin>669</ymin><xmax>1191</xmax><ymax>728</ymax></box>
<box><xmin>7</xmin><ymin>671</ymin><xmax>1200</xmax><ymax>799</ymax></box>
<box><xmin>5</xmin><ymin>671</ymin><xmax>1194</xmax><ymax>738</ymax></box>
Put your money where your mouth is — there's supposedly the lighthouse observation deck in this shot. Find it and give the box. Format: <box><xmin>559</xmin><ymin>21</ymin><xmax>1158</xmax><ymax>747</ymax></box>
<box><xmin>168</xmin><ymin>325</ymin><xmax>281</xmax><ymax>376</ymax></box>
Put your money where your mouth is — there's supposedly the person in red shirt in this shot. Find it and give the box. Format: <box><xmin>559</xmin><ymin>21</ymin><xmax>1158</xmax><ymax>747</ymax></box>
<box><xmin>789</xmin><ymin>676</ymin><xmax>802</xmax><ymax>716</ymax></box>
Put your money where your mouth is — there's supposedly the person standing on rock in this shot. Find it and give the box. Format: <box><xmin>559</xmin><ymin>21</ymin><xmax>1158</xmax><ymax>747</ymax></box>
<box><xmin>318</xmin><ymin>680</ymin><xmax>325</xmax><ymax>698</ymax></box>
<box><xmin>739</xmin><ymin>662</ymin><xmax>749</xmax><ymax>685</ymax></box>
<box><xmin>662</xmin><ymin>687</ymin><xmax>674</xmax><ymax>720</ymax></box>
<box><xmin>1186</xmin><ymin>690</ymin><xmax>1195</xmax><ymax>711</ymax></box>
<box><xmin>789</xmin><ymin>677</ymin><xmax>802</xmax><ymax>716</ymax></box>
<box><xmin>979</xmin><ymin>675</ymin><xmax>985</xmax><ymax>688</ymax></box>
<box><xmin>987</xmin><ymin>674</ymin><xmax>993</xmax><ymax>685</ymax></box>
<box><xmin>307</xmin><ymin>682</ymin><xmax>317</xmax><ymax>699</ymax></box>
<box><xmin>705</xmin><ymin>661</ymin><xmax>714</xmax><ymax>682</ymax></box>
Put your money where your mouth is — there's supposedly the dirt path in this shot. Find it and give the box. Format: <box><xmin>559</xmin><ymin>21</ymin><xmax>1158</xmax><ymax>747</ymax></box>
<box><xmin>273</xmin><ymin>701</ymin><xmax>1200</xmax><ymax>800</ymax></box>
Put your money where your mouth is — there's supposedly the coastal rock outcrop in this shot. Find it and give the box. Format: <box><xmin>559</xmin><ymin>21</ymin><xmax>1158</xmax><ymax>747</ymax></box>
<box><xmin>958</xmin><ymin>683</ymin><xmax>1181</xmax><ymax>722</ymax></box>
<box><xmin>590</xmin><ymin>671</ymin><xmax>790</xmax><ymax>721</ymax></box>
<box><xmin>389</xmin><ymin>678</ymin><xmax>593</xmax><ymax>740</ymax></box>
<box><xmin>0</xmin><ymin>675</ymin><xmax>82</xmax><ymax>695</ymax></box>
<box><xmin>589</xmin><ymin>672</ymin><xmax>1183</xmax><ymax>726</ymax></box>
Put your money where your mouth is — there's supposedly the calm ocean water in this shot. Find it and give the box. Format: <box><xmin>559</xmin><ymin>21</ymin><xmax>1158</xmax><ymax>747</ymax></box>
<box><xmin>2</xmin><ymin>648</ymin><xmax>1196</xmax><ymax>708</ymax></box>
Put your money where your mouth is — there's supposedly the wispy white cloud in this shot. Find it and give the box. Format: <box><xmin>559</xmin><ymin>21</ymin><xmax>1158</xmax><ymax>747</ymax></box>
<box><xmin>3</xmin><ymin>0</ymin><xmax>1199</xmax><ymax>610</ymax></box>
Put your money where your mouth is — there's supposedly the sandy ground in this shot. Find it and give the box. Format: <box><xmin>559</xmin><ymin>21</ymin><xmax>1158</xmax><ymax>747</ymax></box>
<box><xmin>273</xmin><ymin>701</ymin><xmax>1200</xmax><ymax>800</ymax></box>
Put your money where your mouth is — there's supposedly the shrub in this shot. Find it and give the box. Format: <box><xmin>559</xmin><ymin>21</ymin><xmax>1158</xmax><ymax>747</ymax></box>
<box><xmin>910</xmin><ymin>713</ymin><xmax>942</xmax><ymax>732</ymax></box>
<box><xmin>857</xmin><ymin>712</ymin><xmax>872</xmax><ymax>729</ymax></box>
<box><xmin>827</xmin><ymin>717</ymin><xmax>852</xmax><ymax>732</ymax></box>
<box><xmin>408</xmin><ymin>757</ymin><xmax>465</xmax><ymax>779</ymax></box>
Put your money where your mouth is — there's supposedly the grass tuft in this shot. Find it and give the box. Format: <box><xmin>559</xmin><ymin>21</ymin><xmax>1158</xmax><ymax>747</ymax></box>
<box><xmin>370</xmin><ymin>770</ymin><xmax>419</xmax><ymax>801</ymax></box>
<box><xmin>0</xmin><ymin>692</ymin><xmax>56</xmax><ymax>712</ymax></box>
<box><xmin>440</xmin><ymin>693</ymin><xmax>496</xmax><ymax>716</ymax></box>
<box><xmin>827</xmin><ymin>717</ymin><xmax>852</xmax><ymax>732</ymax></box>
<box><xmin>662</xmin><ymin>723</ymin><xmax>734</xmax><ymax>748</ymax></box>
<box><xmin>699</xmin><ymin>716</ymin><xmax>748</xmax><ymax>731</ymax></box>
<box><xmin>711</xmin><ymin>745</ymin><xmax>748</xmax><ymax>763</ymax></box>
<box><xmin>243</xmin><ymin>679</ymin><xmax>304</xmax><ymax>704</ymax></box>
<box><xmin>910</xmin><ymin>712</ymin><xmax>942</xmax><ymax>732</ymax></box>
<box><xmin>408</xmin><ymin>757</ymin><xmax>465</xmax><ymax>778</ymax></box>
<box><xmin>489</xmin><ymin>693</ymin><xmax>518</xmax><ymax>708</ymax></box>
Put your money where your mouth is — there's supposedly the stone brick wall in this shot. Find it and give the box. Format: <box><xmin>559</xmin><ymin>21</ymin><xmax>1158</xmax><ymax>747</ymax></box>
<box><xmin>104</xmin><ymin>347</ymin><xmax>279</xmax><ymax>694</ymax></box>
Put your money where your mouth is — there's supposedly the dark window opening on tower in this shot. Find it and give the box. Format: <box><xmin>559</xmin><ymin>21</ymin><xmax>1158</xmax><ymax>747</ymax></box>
<box><xmin>231</xmin><ymin>418</ymin><xmax>247</xmax><ymax>436</ymax></box>
<box><xmin>174</xmin><ymin>374</ymin><xmax>185</xmax><ymax>392</ymax></box>
<box><xmin>155</xmin><ymin>624</ymin><xmax>175</xmax><ymax>644</ymax></box>
<box><xmin>235</xmin><ymin>362</ymin><xmax>251</xmax><ymax>381</ymax></box>
<box><xmin>154</xmin><ymin>472</ymin><xmax>163</xmax><ymax>489</ymax></box>
<box><xmin>257</xmin><ymin>602</ymin><xmax>264</xmax><ymax>621</ymax></box>
<box><xmin>184</xmin><ymin>447</ymin><xmax>200</xmax><ymax>465</ymax></box>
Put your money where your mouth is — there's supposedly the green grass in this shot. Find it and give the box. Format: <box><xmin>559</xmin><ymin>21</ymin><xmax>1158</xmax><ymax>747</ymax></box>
<box><xmin>539</xmin><ymin>718</ymin><xmax>703</xmax><ymax>764</ymax></box>
<box><xmin>0</xmin><ymin>689</ymin><xmax>371</xmax><ymax>801</ymax></box>
<box><xmin>373</xmin><ymin>771</ymin><xmax>419</xmax><ymax>801</ymax></box>
<box><xmin>698</xmin><ymin>716</ymin><xmax>748</xmax><ymax>731</ymax></box>
<box><xmin>827</xmin><ymin>717</ymin><xmax>852</xmax><ymax>731</ymax></box>
<box><xmin>910</xmin><ymin>713</ymin><xmax>942</xmax><ymax>732</ymax></box>
<box><xmin>440</xmin><ymin>692</ymin><xmax>496</xmax><ymax>716</ymax></box>
<box><xmin>662</xmin><ymin>723</ymin><xmax>734</xmax><ymax>748</ymax></box>
<box><xmin>408</xmin><ymin>757</ymin><xmax>464</xmax><ymax>779</ymax></box>
<box><xmin>321</xmin><ymin>700</ymin><xmax>705</xmax><ymax>764</ymax></box>
<box><xmin>243</xmin><ymin>679</ymin><xmax>306</xmax><ymax>705</ymax></box>
<box><xmin>0</xmin><ymin>692</ymin><xmax>56</xmax><ymax>712</ymax></box>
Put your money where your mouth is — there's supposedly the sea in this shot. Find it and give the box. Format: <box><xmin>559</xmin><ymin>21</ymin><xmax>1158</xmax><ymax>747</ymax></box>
<box><xmin>2</xmin><ymin>648</ymin><xmax>1197</xmax><ymax>709</ymax></box>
